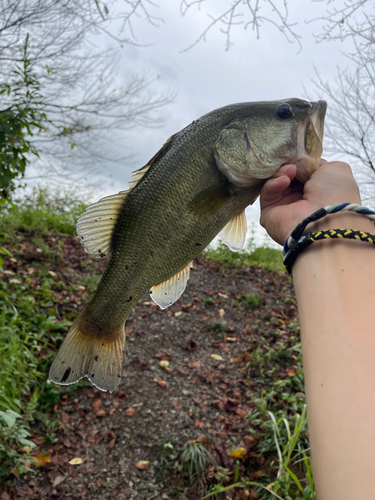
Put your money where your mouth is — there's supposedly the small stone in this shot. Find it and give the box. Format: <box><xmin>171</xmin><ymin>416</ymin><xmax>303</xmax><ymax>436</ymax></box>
<box><xmin>136</xmin><ymin>460</ymin><xmax>149</xmax><ymax>470</ymax></box>
<box><xmin>53</xmin><ymin>475</ymin><xmax>65</xmax><ymax>487</ymax></box>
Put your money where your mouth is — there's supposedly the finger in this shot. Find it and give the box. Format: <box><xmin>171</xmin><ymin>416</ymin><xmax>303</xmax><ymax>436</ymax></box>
<box><xmin>260</xmin><ymin>175</ymin><xmax>292</xmax><ymax>209</ymax></box>
<box><xmin>272</xmin><ymin>163</ymin><xmax>298</xmax><ymax>179</ymax></box>
<box><xmin>261</xmin><ymin>164</ymin><xmax>297</xmax><ymax>202</ymax></box>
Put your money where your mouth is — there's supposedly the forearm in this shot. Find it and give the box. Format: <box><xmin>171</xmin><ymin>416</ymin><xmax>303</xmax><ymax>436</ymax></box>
<box><xmin>293</xmin><ymin>213</ymin><xmax>375</xmax><ymax>499</ymax></box>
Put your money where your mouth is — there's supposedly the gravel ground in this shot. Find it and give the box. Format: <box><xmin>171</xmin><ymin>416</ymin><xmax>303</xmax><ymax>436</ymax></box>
<box><xmin>2</xmin><ymin>242</ymin><xmax>298</xmax><ymax>500</ymax></box>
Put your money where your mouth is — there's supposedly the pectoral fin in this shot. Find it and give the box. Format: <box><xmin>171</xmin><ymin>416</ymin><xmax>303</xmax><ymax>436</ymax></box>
<box><xmin>188</xmin><ymin>182</ymin><xmax>233</xmax><ymax>216</ymax></box>
<box><xmin>219</xmin><ymin>210</ymin><xmax>247</xmax><ymax>251</ymax></box>
<box><xmin>150</xmin><ymin>262</ymin><xmax>194</xmax><ymax>309</ymax></box>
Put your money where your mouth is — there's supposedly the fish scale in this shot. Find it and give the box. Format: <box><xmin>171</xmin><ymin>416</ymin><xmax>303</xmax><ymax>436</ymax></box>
<box><xmin>49</xmin><ymin>98</ymin><xmax>326</xmax><ymax>392</ymax></box>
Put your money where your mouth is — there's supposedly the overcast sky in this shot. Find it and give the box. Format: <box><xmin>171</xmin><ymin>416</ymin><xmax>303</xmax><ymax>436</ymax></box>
<box><xmin>71</xmin><ymin>1</ymin><xmax>361</xmax><ymax>246</ymax></box>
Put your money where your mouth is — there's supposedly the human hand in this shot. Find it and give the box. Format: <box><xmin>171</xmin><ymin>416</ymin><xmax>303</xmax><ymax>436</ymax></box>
<box><xmin>259</xmin><ymin>160</ymin><xmax>362</xmax><ymax>246</ymax></box>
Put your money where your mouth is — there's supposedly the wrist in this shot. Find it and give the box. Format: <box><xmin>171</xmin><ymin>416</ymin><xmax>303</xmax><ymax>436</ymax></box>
<box><xmin>291</xmin><ymin>214</ymin><xmax>375</xmax><ymax>276</ymax></box>
<box><xmin>307</xmin><ymin>212</ymin><xmax>374</xmax><ymax>234</ymax></box>
<box><xmin>283</xmin><ymin>207</ymin><xmax>375</xmax><ymax>275</ymax></box>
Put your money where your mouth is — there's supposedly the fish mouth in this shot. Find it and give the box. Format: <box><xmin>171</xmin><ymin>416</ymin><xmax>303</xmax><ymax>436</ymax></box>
<box><xmin>293</xmin><ymin>100</ymin><xmax>327</xmax><ymax>183</ymax></box>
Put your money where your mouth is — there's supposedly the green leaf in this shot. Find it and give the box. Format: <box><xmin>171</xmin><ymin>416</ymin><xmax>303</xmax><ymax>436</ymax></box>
<box><xmin>0</xmin><ymin>246</ymin><xmax>13</xmax><ymax>257</ymax></box>
<box><xmin>0</xmin><ymin>409</ymin><xmax>21</xmax><ymax>428</ymax></box>
<box><xmin>19</xmin><ymin>438</ymin><xmax>36</xmax><ymax>448</ymax></box>
<box><xmin>283</xmin><ymin>463</ymin><xmax>304</xmax><ymax>493</ymax></box>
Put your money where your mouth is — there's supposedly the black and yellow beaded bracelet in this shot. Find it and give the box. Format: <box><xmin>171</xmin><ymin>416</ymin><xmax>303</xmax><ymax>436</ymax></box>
<box><xmin>283</xmin><ymin>203</ymin><xmax>375</xmax><ymax>275</ymax></box>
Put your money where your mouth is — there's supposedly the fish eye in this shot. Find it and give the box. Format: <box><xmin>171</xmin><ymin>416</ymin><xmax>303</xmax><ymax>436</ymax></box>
<box><xmin>277</xmin><ymin>103</ymin><xmax>293</xmax><ymax>120</ymax></box>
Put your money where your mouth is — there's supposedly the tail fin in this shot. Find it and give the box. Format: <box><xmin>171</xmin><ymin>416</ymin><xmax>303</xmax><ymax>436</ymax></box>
<box><xmin>49</xmin><ymin>315</ymin><xmax>125</xmax><ymax>393</ymax></box>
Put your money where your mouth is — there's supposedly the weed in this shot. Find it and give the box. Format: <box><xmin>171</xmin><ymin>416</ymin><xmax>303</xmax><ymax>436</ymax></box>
<box><xmin>0</xmin><ymin>290</ymin><xmax>69</xmax><ymax>477</ymax></box>
<box><xmin>0</xmin><ymin>409</ymin><xmax>36</xmax><ymax>479</ymax></box>
<box><xmin>265</xmin><ymin>343</ymin><xmax>294</xmax><ymax>365</ymax></box>
<box><xmin>211</xmin><ymin>322</ymin><xmax>226</xmax><ymax>335</ymax></box>
<box><xmin>0</xmin><ymin>186</ymin><xmax>97</xmax><ymax>478</ymax></box>
<box><xmin>238</xmin><ymin>293</ymin><xmax>261</xmax><ymax>308</ymax></box>
<box><xmin>202</xmin><ymin>296</ymin><xmax>215</xmax><ymax>308</ymax></box>
<box><xmin>0</xmin><ymin>240</ymin><xmax>13</xmax><ymax>269</ymax></box>
<box><xmin>153</xmin><ymin>438</ymin><xmax>182</xmax><ymax>482</ymax></box>
<box><xmin>180</xmin><ymin>441</ymin><xmax>214</xmax><ymax>487</ymax></box>
<box><xmin>289</xmin><ymin>321</ymin><xmax>301</xmax><ymax>334</ymax></box>
<box><xmin>205</xmin><ymin>407</ymin><xmax>314</xmax><ymax>500</ymax></box>
<box><xmin>80</xmin><ymin>273</ymin><xmax>101</xmax><ymax>293</ymax></box>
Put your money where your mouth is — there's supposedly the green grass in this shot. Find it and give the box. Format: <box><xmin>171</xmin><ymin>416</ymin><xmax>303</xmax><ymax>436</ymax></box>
<box><xmin>0</xmin><ymin>274</ymin><xmax>71</xmax><ymax>478</ymax></box>
<box><xmin>205</xmin><ymin>406</ymin><xmax>314</xmax><ymax>500</ymax></box>
<box><xmin>0</xmin><ymin>186</ymin><xmax>92</xmax><ymax>480</ymax></box>
<box><xmin>238</xmin><ymin>292</ymin><xmax>261</xmax><ymax>308</ymax></box>
<box><xmin>0</xmin><ymin>185</ymin><xmax>88</xmax><ymax>235</ymax></box>
<box><xmin>201</xmin><ymin>296</ymin><xmax>215</xmax><ymax>308</ymax></box>
<box><xmin>181</xmin><ymin>441</ymin><xmax>215</xmax><ymax>488</ymax></box>
<box><xmin>211</xmin><ymin>321</ymin><xmax>226</xmax><ymax>335</ymax></box>
<box><xmin>203</xmin><ymin>238</ymin><xmax>284</xmax><ymax>272</ymax></box>
<box><xmin>205</xmin><ymin>332</ymin><xmax>313</xmax><ymax>499</ymax></box>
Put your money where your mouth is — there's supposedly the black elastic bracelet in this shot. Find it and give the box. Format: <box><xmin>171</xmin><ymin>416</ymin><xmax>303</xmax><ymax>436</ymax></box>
<box><xmin>283</xmin><ymin>228</ymin><xmax>375</xmax><ymax>275</ymax></box>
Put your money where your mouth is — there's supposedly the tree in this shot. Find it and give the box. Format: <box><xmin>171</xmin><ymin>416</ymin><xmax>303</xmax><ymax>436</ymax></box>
<box><xmin>0</xmin><ymin>0</ymin><xmax>174</xmax><ymax>194</ymax></box>
<box><xmin>3</xmin><ymin>0</ymin><xmax>375</xmax><ymax>199</ymax></box>
<box><xmin>312</xmin><ymin>60</ymin><xmax>375</xmax><ymax>199</ymax></box>
<box><xmin>307</xmin><ymin>1</ymin><xmax>375</xmax><ymax>200</ymax></box>
<box><xmin>0</xmin><ymin>35</ymin><xmax>46</xmax><ymax>202</ymax></box>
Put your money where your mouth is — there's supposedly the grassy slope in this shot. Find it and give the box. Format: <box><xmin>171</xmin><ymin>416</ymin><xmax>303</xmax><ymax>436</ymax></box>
<box><xmin>0</xmin><ymin>190</ymin><xmax>313</xmax><ymax>499</ymax></box>
<box><xmin>0</xmin><ymin>189</ymin><xmax>92</xmax><ymax>477</ymax></box>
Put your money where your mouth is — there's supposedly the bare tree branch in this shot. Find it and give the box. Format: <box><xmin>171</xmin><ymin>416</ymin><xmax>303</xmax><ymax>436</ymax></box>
<box><xmin>311</xmin><ymin>62</ymin><xmax>375</xmax><ymax>203</ymax></box>
<box><xmin>308</xmin><ymin>0</ymin><xmax>371</xmax><ymax>44</ymax></box>
<box><xmin>180</xmin><ymin>0</ymin><xmax>302</xmax><ymax>52</ymax></box>
<box><xmin>0</xmin><ymin>0</ymin><xmax>175</xmax><ymax>186</ymax></box>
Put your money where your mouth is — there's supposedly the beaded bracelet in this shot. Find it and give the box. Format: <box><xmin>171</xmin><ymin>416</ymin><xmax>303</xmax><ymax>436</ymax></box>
<box><xmin>283</xmin><ymin>203</ymin><xmax>375</xmax><ymax>275</ymax></box>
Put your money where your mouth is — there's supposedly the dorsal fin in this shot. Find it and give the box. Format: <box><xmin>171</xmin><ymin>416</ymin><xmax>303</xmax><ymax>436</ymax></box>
<box><xmin>129</xmin><ymin>135</ymin><xmax>174</xmax><ymax>189</ymax></box>
<box><xmin>76</xmin><ymin>135</ymin><xmax>174</xmax><ymax>259</ymax></box>
<box><xmin>219</xmin><ymin>210</ymin><xmax>247</xmax><ymax>251</ymax></box>
<box><xmin>150</xmin><ymin>262</ymin><xmax>193</xmax><ymax>309</ymax></box>
<box><xmin>76</xmin><ymin>191</ymin><xmax>129</xmax><ymax>259</ymax></box>
<box><xmin>128</xmin><ymin>163</ymin><xmax>151</xmax><ymax>189</ymax></box>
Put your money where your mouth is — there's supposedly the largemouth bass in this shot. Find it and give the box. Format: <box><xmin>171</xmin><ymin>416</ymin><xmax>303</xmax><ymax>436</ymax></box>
<box><xmin>49</xmin><ymin>98</ymin><xmax>326</xmax><ymax>392</ymax></box>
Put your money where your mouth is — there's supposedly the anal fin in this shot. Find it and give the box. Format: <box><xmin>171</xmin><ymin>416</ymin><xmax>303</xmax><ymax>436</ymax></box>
<box><xmin>150</xmin><ymin>262</ymin><xmax>193</xmax><ymax>309</ymax></box>
<box><xmin>49</xmin><ymin>315</ymin><xmax>125</xmax><ymax>393</ymax></box>
<box><xmin>219</xmin><ymin>210</ymin><xmax>247</xmax><ymax>251</ymax></box>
